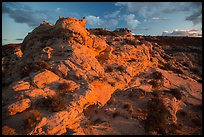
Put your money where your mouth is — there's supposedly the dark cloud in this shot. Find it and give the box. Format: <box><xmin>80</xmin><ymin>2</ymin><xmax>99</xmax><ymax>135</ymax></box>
<box><xmin>16</xmin><ymin>38</ymin><xmax>24</xmax><ymax>41</ymax></box>
<box><xmin>186</xmin><ymin>6</ymin><xmax>202</xmax><ymax>25</ymax></box>
<box><xmin>162</xmin><ymin>29</ymin><xmax>202</xmax><ymax>37</ymax></box>
<box><xmin>2</xmin><ymin>2</ymin><xmax>53</xmax><ymax>27</ymax></box>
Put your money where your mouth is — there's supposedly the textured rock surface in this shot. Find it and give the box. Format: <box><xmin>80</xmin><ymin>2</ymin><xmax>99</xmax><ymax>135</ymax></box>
<box><xmin>11</xmin><ymin>81</ymin><xmax>30</xmax><ymax>92</ymax></box>
<box><xmin>2</xmin><ymin>17</ymin><xmax>202</xmax><ymax>135</ymax></box>
<box><xmin>32</xmin><ymin>70</ymin><xmax>60</xmax><ymax>88</ymax></box>
<box><xmin>7</xmin><ymin>99</ymin><xmax>31</xmax><ymax>116</ymax></box>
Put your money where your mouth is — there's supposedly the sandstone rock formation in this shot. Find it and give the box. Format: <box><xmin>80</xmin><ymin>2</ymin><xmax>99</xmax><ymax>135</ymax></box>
<box><xmin>2</xmin><ymin>17</ymin><xmax>202</xmax><ymax>135</ymax></box>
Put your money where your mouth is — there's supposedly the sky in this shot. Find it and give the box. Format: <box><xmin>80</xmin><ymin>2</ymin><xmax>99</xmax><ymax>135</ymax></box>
<box><xmin>2</xmin><ymin>2</ymin><xmax>202</xmax><ymax>45</ymax></box>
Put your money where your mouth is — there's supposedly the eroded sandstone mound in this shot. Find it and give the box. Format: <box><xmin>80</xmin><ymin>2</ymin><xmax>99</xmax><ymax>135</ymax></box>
<box><xmin>2</xmin><ymin>17</ymin><xmax>202</xmax><ymax>135</ymax></box>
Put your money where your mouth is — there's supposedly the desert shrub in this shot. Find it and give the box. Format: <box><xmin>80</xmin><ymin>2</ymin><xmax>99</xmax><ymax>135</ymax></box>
<box><xmin>117</xmin><ymin>65</ymin><xmax>125</xmax><ymax>72</ymax></box>
<box><xmin>132</xmin><ymin>108</ymin><xmax>148</xmax><ymax>121</ymax></box>
<box><xmin>83</xmin><ymin>104</ymin><xmax>99</xmax><ymax>116</ymax></box>
<box><xmin>138</xmin><ymin>41</ymin><xmax>143</xmax><ymax>45</ymax></box>
<box><xmin>21</xmin><ymin>64</ymin><xmax>32</xmax><ymax>77</ymax></box>
<box><xmin>49</xmin><ymin>95</ymin><xmax>67</xmax><ymax>112</ymax></box>
<box><xmin>177</xmin><ymin>109</ymin><xmax>187</xmax><ymax>117</ymax></box>
<box><xmin>34</xmin><ymin>61</ymin><xmax>51</xmax><ymax>71</ymax></box>
<box><xmin>169</xmin><ymin>88</ymin><xmax>182</xmax><ymax>100</ymax></box>
<box><xmin>161</xmin><ymin>54</ymin><xmax>170</xmax><ymax>61</ymax></box>
<box><xmin>152</xmin><ymin>90</ymin><xmax>159</xmax><ymax>97</ymax></box>
<box><xmin>162</xmin><ymin>63</ymin><xmax>183</xmax><ymax>74</ymax></box>
<box><xmin>110</xmin><ymin>31</ymin><xmax>119</xmax><ymax>37</ymax></box>
<box><xmin>172</xmin><ymin>68</ymin><xmax>183</xmax><ymax>74</ymax></box>
<box><xmin>124</xmin><ymin>38</ymin><xmax>137</xmax><ymax>45</ymax></box>
<box><xmin>24</xmin><ymin>109</ymin><xmax>42</xmax><ymax>129</ymax></box>
<box><xmin>58</xmin><ymin>83</ymin><xmax>72</xmax><ymax>95</ymax></box>
<box><xmin>93</xmin><ymin>118</ymin><xmax>106</xmax><ymax>125</ymax></box>
<box><xmin>144</xmin><ymin>97</ymin><xmax>169</xmax><ymax>134</ymax></box>
<box><xmin>122</xmin><ymin>102</ymin><xmax>134</xmax><ymax>113</ymax></box>
<box><xmin>35</xmin><ymin>95</ymin><xmax>67</xmax><ymax>112</ymax></box>
<box><xmin>128</xmin><ymin>91</ymin><xmax>134</xmax><ymax>98</ymax></box>
<box><xmin>63</xmin><ymin>128</ymin><xmax>76</xmax><ymax>135</ymax></box>
<box><xmin>52</xmin><ymin>69</ymin><xmax>64</xmax><ymax>78</ymax></box>
<box><xmin>112</xmin><ymin>110</ymin><xmax>129</xmax><ymax>119</ymax></box>
<box><xmin>40</xmin><ymin>36</ymin><xmax>52</xmax><ymax>42</ymax></box>
<box><xmin>190</xmin><ymin>67</ymin><xmax>200</xmax><ymax>74</ymax></box>
<box><xmin>112</xmin><ymin>111</ymin><xmax>120</xmax><ymax>118</ymax></box>
<box><xmin>182</xmin><ymin>62</ymin><xmax>190</xmax><ymax>67</ymax></box>
<box><xmin>149</xmin><ymin>80</ymin><xmax>160</xmax><ymax>89</ymax></box>
<box><xmin>152</xmin><ymin>71</ymin><xmax>163</xmax><ymax>80</ymax></box>
<box><xmin>2</xmin><ymin>126</ymin><xmax>17</xmax><ymax>135</ymax></box>
<box><xmin>192</xmin><ymin>117</ymin><xmax>202</xmax><ymax>127</ymax></box>
<box><xmin>136</xmin><ymin>89</ymin><xmax>146</xmax><ymax>98</ymax></box>
<box><xmin>105</xmin><ymin>66</ymin><xmax>113</xmax><ymax>72</ymax></box>
<box><xmin>114</xmin><ymin>38</ymin><xmax>120</xmax><ymax>41</ymax></box>
<box><xmin>163</xmin><ymin>63</ymin><xmax>174</xmax><ymax>70</ymax></box>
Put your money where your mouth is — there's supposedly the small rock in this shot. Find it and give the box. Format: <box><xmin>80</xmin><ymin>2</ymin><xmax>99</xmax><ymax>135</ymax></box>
<box><xmin>11</xmin><ymin>81</ymin><xmax>30</xmax><ymax>92</ymax></box>
<box><xmin>24</xmin><ymin>89</ymin><xmax>45</xmax><ymax>99</ymax></box>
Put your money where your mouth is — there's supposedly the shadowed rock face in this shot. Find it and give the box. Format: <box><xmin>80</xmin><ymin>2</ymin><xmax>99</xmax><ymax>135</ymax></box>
<box><xmin>2</xmin><ymin>17</ymin><xmax>202</xmax><ymax>135</ymax></box>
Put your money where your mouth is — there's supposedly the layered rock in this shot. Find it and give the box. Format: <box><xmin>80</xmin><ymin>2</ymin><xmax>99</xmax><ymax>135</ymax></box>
<box><xmin>2</xmin><ymin>16</ymin><xmax>202</xmax><ymax>135</ymax></box>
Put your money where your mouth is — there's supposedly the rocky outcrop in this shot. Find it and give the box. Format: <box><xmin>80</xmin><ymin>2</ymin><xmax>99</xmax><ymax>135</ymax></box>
<box><xmin>2</xmin><ymin>16</ymin><xmax>202</xmax><ymax>135</ymax></box>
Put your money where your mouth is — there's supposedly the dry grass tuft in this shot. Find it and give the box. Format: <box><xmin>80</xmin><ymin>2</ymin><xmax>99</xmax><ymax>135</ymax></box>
<box><xmin>105</xmin><ymin>66</ymin><xmax>114</xmax><ymax>72</ymax></box>
<box><xmin>2</xmin><ymin>126</ymin><xmax>18</xmax><ymax>135</ymax></box>
<box><xmin>144</xmin><ymin>97</ymin><xmax>169</xmax><ymax>134</ymax></box>
<box><xmin>58</xmin><ymin>83</ymin><xmax>72</xmax><ymax>95</ymax></box>
<box><xmin>35</xmin><ymin>95</ymin><xmax>67</xmax><ymax>112</ymax></box>
<box><xmin>24</xmin><ymin>109</ymin><xmax>42</xmax><ymax>129</ymax></box>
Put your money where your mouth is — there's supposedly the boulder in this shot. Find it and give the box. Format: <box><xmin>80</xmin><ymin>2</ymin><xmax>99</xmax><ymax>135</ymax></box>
<box><xmin>32</xmin><ymin>70</ymin><xmax>60</xmax><ymax>88</ymax></box>
<box><xmin>7</xmin><ymin>98</ymin><xmax>31</xmax><ymax>116</ymax></box>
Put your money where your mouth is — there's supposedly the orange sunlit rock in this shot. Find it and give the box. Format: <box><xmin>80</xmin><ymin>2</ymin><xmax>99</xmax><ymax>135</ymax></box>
<box><xmin>2</xmin><ymin>16</ymin><xmax>202</xmax><ymax>135</ymax></box>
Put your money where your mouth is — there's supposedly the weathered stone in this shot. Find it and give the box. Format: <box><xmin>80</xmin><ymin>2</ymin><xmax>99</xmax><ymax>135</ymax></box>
<box><xmin>24</xmin><ymin>89</ymin><xmax>45</xmax><ymax>99</ymax></box>
<box><xmin>32</xmin><ymin>70</ymin><xmax>60</xmax><ymax>88</ymax></box>
<box><xmin>11</xmin><ymin>81</ymin><xmax>30</xmax><ymax>92</ymax></box>
<box><xmin>7</xmin><ymin>98</ymin><xmax>31</xmax><ymax>115</ymax></box>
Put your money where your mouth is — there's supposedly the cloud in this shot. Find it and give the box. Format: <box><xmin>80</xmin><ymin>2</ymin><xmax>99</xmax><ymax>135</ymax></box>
<box><xmin>122</xmin><ymin>14</ymin><xmax>140</xmax><ymax>30</ymax></box>
<box><xmin>115</xmin><ymin>2</ymin><xmax>169</xmax><ymax>17</ymax></box>
<box><xmin>137</xmin><ymin>27</ymin><xmax>149</xmax><ymax>31</ymax></box>
<box><xmin>16</xmin><ymin>38</ymin><xmax>24</xmax><ymax>41</ymax></box>
<box><xmin>151</xmin><ymin>17</ymin><xmax>168</xmax><ymax>21</ymax></box>
<box><xmin>2</xmin><ymin>2</ymin><xmax>53</xmax><ymax>27</ymax></box>
<box><xmin>86</xmin><ymin>15</ymin><xmax>104</xmax><ymax>27</ymax></box>
<box><xmin>185</xmin><ymin>6</ymin><xmax>202</xmax><ymax>25</ymax></box>
<box><xmin>104</xmin><ymin>10</ymin><xmax>120</xmax><ymax>18</ymax></box>
<box><xmin>115</xmin><ymin>2</ymin><xmax>202</xmax><ymax>25</ymax></box>
<box><xmin>86</xmin><ymin>15</ymin><xmax>118</xmax><ymax>29</ymax></box>
<box><xmin>162</xmin><ymin>29</ymin><xmax>202</xmax><ymax>37</ymax></box>
<box><xmin>107</xmin><ymin>19</ymin><xmax>118</xmax><ymax>27</ymax></box>
<box><xmin>55</xmin><ymin>8</ymin><xmax>61</xmax><ymax>12</ymax></box>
